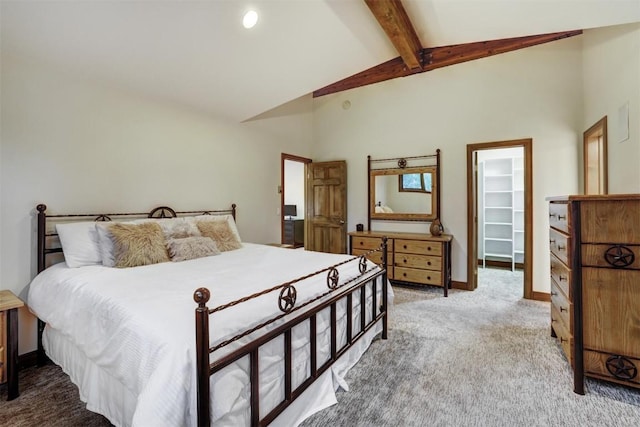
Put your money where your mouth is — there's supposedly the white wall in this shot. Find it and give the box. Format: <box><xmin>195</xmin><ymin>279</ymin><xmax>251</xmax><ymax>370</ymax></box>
<box><xmin>312</xmin><ymin>36</ymin><xmax>583</xmax><ymax>292</ymax></box>
<box><xmin>583</xmin><ymin>23</ymin><xmax>640</xmax><ymax>193</ymax></box>
<box><xmin>0</xmin><ymin>54</ymin><xmax>313</xmax><ymax>353</ymax></box>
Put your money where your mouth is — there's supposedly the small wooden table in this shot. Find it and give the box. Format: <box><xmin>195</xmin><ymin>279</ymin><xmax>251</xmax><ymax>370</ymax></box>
<box><xmin>1</xmin><ymin>290</ymin><xmax>24</xmax><ymax>400</ymax></box>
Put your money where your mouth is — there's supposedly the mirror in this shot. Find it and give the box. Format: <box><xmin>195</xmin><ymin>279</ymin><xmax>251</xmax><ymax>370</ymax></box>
<box><xmin>370</xmin><ymin>166</ymin><xmax>438</xmax><ymax>221</ymax></box>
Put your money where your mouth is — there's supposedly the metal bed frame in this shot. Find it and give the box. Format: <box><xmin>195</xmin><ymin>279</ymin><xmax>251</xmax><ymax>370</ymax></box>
<box><xmin>34</xmin><ymin>203</ymin><xmax>388</xmax><ymax>426</ymax></box>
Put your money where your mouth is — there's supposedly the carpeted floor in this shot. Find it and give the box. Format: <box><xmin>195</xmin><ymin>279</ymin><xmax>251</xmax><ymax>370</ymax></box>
<box><xmin>1</xmin><ymin>268</ymin><xmax>639</xmax><ymax>426</ymax></box>
<box><xmin>0</xmin><ymin>364</ymin><xmax>112</xmax><ymax>426</ymax></box>
<box><xmin>301</xmin><ymin>268</ymin><xmax>640</xmax><ymax>426</ymax></box>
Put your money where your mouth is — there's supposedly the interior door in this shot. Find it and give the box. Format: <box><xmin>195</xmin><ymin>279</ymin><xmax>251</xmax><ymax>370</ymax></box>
<box><xmin>305</xmin><ymin>160</ymin><xmax>347</xmax><ymax>254</ymax></box>
<box><xmin>467</xmin><ymin>151</ymin><xmax>478</xmax><ymax>291</ymax></box>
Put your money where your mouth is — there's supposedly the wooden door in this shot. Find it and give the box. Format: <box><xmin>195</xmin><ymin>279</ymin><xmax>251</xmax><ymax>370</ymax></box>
<box><xmin>468</xmin><ymin>150</ymin><xmax>479</xmax><ymax>290</ymax></box>
<box><xmin>305</xmin><ymin>161</ymin><xmax>347</xmax><ymax>254</ymax></box>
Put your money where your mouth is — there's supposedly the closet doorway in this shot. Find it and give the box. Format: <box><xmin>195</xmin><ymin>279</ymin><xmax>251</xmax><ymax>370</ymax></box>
<box><xmin>281</xmin><ymin>154</ymin><xmax>311</xmax><ymax>248</ymax></box>
<box><xmin>466</xmin><ymin>139</ymin><xmax>533</xmax><ymax>299</ymax></box>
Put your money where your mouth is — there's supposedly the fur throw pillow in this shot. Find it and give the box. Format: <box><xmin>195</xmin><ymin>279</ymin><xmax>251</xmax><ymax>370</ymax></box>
<box><xmin>157</xmin><ymin>218</ymin><xmax>202</xmax><ymax>240</ymax></box>
<box><xmin>109</xmin><ymin>222</ymin><xmax>170</xmax><ymax>268</ymax></box>
<box><xmin>196</xmin><ymin>220</ymin><xmax>242</xmax><ymax>252</ymax></box>
<box><xmin>166</xmin><ymin>237</ymin><xmax>220</xmax><ymax>262</ymax></box>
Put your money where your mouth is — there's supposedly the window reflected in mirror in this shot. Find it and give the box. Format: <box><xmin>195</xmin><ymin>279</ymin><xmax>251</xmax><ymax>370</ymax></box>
<box><xmin>399</xmin><ymin>172</ymin><xmax>432</xmax><ymax>193</ymax></box>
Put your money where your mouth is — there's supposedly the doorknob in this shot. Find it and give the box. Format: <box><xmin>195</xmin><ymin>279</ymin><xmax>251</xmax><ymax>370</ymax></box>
<box><xmin>339</xmin><ymin>220</ymin><xmax>345</xmax><ymax>224</ymax></box>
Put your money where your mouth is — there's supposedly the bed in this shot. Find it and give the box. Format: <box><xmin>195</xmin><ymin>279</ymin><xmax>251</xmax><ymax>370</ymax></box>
<box><xmin>28</xmin><ymin>204</ymin><xmax>390</xmax><ymax>426</ymax></box>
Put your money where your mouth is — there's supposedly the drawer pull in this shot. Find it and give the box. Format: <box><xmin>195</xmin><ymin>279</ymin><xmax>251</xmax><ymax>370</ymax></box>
<box><xmin>427</xmin><ymin>276</ymin><xmax>431</xmax><ymax>280</ymax></box>
<box><xmin>604</xmin><ymin>245</ymin><xmax>635</xmax><ymax>268</ymax></box>
<box><xmin>551</xmin><ymin>317</ymin><xmax>557</xmax><ymax>323</ymax></box>
<box><xmin>427</xmin><ymin>246</ymin><xmax>432</xmax><ymax>251</ymax></box>
<box><xmin>403</xmin><ymin>259</ymin><xmax>407</xmax><ymax>263</ymax></box>
<box><xmin>549</xmin><ymin>239</ymin><xmax>556</xmax><ymax>244</ymax></box>
<box><xmin>557</xmin><ymin>214</ymin><xmax>566</xmax><ymax>220</ymax></box>
<box><xmin>560</xmin><ymin>306</ymin><xmax>567</xmax><ymax>313</ymax></box>
<box><xmin>403</xmin><ymin>245</ymin><xmax>407</xmax><ymax>249</ymax></box>
<box><xmin>557</xmin><ymin>245</ymin><xmax>566</xmax><ymax>251</ymax></box>
<box><xmin>559</xmin><ymin>275</ymin><xmax>567</xmax><ymax>282</ymax></box>
<box><xmin>427</xmin><ymin>261</ymin><xmax>431</xmax><ymax>266</ymax></box>
<box><xmin>551</xmin><ymin>291</ymin><xmax>557</xmax><ymax>296</ymax></box>
<box><xmin>606</xmin><ymin>355</ymin><xmax>638</xmax><ymax>380</ymax></box>
<box><xmin>359</xmin><ymin>241</ymin><xmax>363</xmax><ymax>246</ymax></box>
<box><xmin>549</xmin><ymin>213</ymin><xmax>557</xmax><ymax>219</ymax></box>
<box><xmin>560</xmin><ymin>337</ymin><xmax>568</xmax><ymax>344</ymax></box>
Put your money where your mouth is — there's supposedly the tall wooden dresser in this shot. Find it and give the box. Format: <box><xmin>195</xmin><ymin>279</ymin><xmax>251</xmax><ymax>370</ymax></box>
<box><xmin>547</xmin><ymin>195</ymin><xmax>640</xmax><ymax>394</ymax></box>
<box><xmin>348</xmin><ymin>230</ymin><xmax>453</xmax><ymax>296</ymax></box>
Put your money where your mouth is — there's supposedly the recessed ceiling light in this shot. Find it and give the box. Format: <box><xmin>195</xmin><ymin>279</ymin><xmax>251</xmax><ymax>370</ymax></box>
<box><xmin>243</xmin><ymin>10</ymin><xmax>258</xmax><ymax>29</ymax></box>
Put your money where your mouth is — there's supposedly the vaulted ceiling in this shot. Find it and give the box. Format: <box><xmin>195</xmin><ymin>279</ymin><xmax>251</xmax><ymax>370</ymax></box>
<box><xmin>2</xmin><ymin>1</ymin><xmax>639</xmax><ymax>122</ymax></box>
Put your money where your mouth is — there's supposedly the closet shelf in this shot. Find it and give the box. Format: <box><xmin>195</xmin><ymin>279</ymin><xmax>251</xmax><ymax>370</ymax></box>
<box><xmin>480</xmin><ymin>156</ymin><xmax>524</xmax><ymax>271</ymax></box>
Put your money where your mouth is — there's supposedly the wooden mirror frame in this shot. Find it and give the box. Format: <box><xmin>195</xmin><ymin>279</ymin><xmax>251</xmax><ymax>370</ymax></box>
<box><xmin>368</xmin><ymin>150</ymin><xmax>441</xmax><ymax>229</ymax></box>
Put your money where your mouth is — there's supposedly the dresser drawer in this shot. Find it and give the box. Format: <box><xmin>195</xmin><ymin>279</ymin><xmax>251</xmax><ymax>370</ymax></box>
<box><xmin>396</xmin><ymin>239</ymin><xmax>442</xmax><ymax>256</ymax></box>
<box><xmin>352</xmin><ymin>236</ymin><xmax>392</xmax><ymax>252</ymax></box>
<box><xmin>581</xmin><ymin>244</ymin><xmax>640</xmax><ymax>269</ymax></box>
<box><xmin>549</xmin><ymin>202</ymin><xmax>570</xmax><ymax>233</ymax></box>
<box><xmin>550</xmin><ymin>252</ymin><xmax>571</xmax><ymax>298</ymax></box>
<box><xmin>551</xmin><ymin>303</ymin><xmax>573</xmax><ymax>365</ymax></box>
<box><xmin>549</xmin><ymin>228</ymin><xmax>570</xmax><ymax>266</ymax></box>
<box><xmin>394</xmin><ymin>267</ymin><xmax>442</xmax><ymax>286</ymax></box>
<box><xmin>580</xmin><ymin>200</ymin><xmax>640</xmax><ymax>244</ymax></box>
<box><xmin>582</xmin><ymin>267</ymin><xmax>640</xmax><ymax>356</ymax></box>
<box><xmin>394</xmin><ymin>253</ymin><xmax>441</xmax><ymax>271</ymax></box>
<box><xmin>584</xmin><ymin>350</ymin><xmax>640</xmax><ymax>387</ymax></box>
<box><xmin>352</xmin><ymin>249</ymin><xmax>393</xmax><ymax>276</ymax></box>
<box><xmin>353</xmin><ymin>248</ymin><xmax>383</xmax><ymax>264</ymax></box>
<box><xmin>550</xmin><ymin>280</ymin><xmax>572</xmax><ymax>331</ymax></box>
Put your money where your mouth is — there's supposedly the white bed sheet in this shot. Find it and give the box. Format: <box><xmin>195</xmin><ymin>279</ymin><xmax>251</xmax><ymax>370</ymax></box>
<box><xmin>28</xmin><ymin>243</ymin><xmax>391</xmax><ymax>427</ymax></box>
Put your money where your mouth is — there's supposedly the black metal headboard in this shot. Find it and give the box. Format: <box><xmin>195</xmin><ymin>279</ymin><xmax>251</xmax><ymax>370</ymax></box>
<box><xmin>36</xmin><ymin>203</ymin><xmax>237</xmax><ymax>273</ymax></box>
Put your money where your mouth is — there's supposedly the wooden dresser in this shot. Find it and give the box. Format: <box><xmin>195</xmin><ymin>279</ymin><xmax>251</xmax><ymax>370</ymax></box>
<box><xmin>283</xmin><ymin>219</ymin><xmax>304</xmax><ymax>248</ymax></box>
<box><xmin>348</xmin><ymin>231</ymin><xmax>453</xmax><ymax>296</ymax></box>
<box><xmin>547</xmin><ymin>194</ymin><xmax>640</xmax><ymax>394</ymax></box>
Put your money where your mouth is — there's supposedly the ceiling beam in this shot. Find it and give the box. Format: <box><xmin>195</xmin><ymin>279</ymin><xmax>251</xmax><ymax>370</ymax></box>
<box><xmin>364</xmin><ymin>0</ymin><xmax>423</xmax><ymax>71</ymax></box>
<box><xmin>313</xmin><ymin>30</ymin><xmax>582</xmax><ymax>98</ymax></box>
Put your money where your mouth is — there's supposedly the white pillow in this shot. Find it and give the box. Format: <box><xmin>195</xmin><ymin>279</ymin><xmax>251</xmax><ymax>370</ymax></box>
<box><xmin>56</xmin><ymin>222</ymin><xmax>102</xmax><ymax>268</ymax></box>
<box><xmin>191</xmin><ymin>214</ymin><xmax>241</xmax><ymax>242</ymax></box>
<box><xmin>95</xmin><ymin>222</ymin><xmax>117</xmax><ymax>267</ymax></box>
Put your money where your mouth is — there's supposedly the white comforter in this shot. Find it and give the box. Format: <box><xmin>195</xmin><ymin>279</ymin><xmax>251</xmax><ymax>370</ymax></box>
<box><xmin>28</xmin><ymin>243</ymin><xmax>388</xmax><ymax>427</ymax></box>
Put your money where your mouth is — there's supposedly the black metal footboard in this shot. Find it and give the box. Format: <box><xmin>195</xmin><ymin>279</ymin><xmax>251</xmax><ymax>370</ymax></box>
<box><xmin>194</xmin><ymin>239</ymin><xmax>388</xmax><ymax>427</ymax></box>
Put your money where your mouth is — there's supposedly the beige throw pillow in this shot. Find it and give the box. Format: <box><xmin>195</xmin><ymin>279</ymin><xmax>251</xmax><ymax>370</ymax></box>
<box><xmin>157</xmin><ymin>218</ymin><xmax>202</xmax><ymax>240</ymax></box>
<box><xmin>167</xmin><ymin>237</ymin><xmax>220</xmax><ymax>262</ymax></box>
<box><xmin>196</xmin><ymin>220</ymin><xmax>242</xmax><ymax>252</ymax></box>
<box><xmin>109</xmin><ymin>222</ymin><xmax>170</xmax><ymax>268</ymax></box>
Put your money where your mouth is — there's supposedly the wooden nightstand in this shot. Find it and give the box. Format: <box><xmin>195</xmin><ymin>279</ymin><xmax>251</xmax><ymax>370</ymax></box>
<box><xmin>1</xmin><ymin>290</ymin><xmax>24</xmax><ymax>400</ymax></box>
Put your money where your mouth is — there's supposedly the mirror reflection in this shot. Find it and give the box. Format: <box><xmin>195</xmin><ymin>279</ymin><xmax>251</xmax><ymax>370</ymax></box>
<box><xmin>370</xmin><ymin>166</ymin><xmax>437</xmax><ymax>221</ymax></box>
